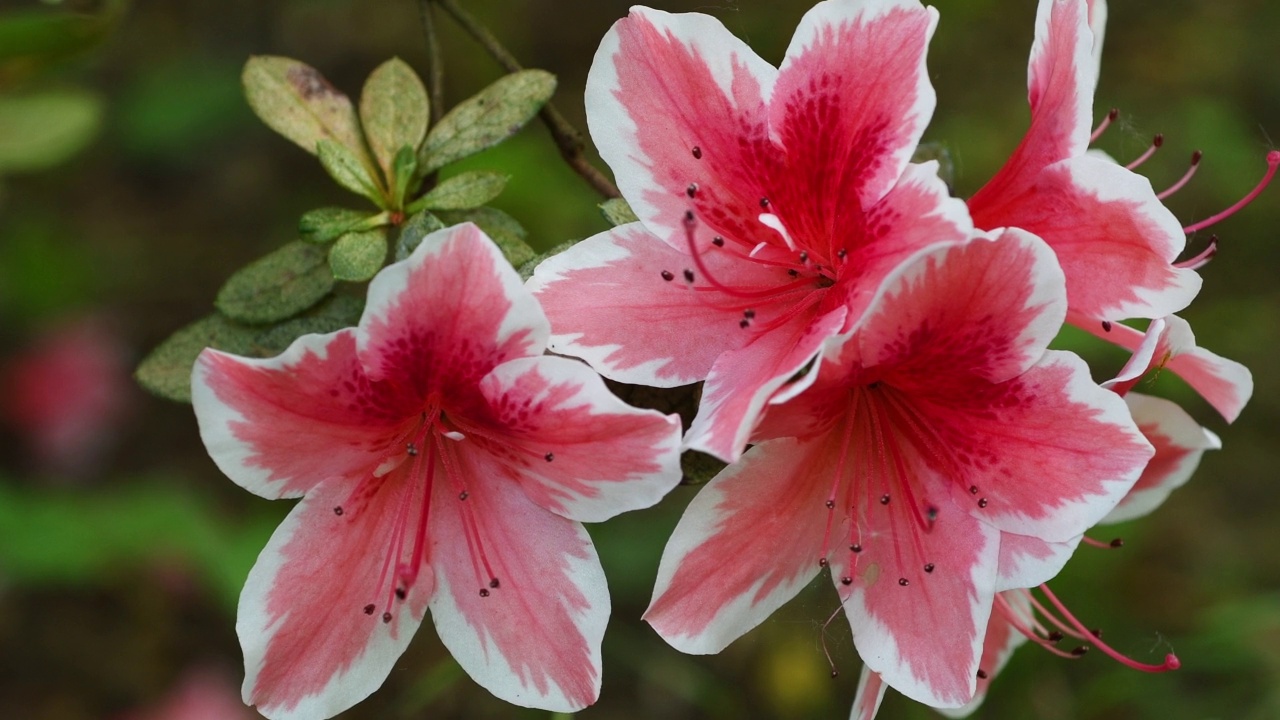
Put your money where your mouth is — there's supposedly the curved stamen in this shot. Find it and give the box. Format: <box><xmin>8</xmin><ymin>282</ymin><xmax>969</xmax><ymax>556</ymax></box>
<box><xmin>1125</xmin><ymin>134</ymin><xmax>1164</xmax><ymax>171</ymax></box>
<box><xmin>819</xmin><ymin>413</ymin><xmax>859</xmax><ymax>567</ymax></box>
<box><xmin>1157</xmin><ymin>151</ymin><xmax>1203</xmax><ymax>200</ymax></box>
<box><xmin>1183</xmin><ymin>151</ymin><xmax>1280</xmax><ymax>234</ymax></box>
<box><xmin>1081</xmin><ymin>535</ymin><xmax>1125</xmax><ymax>549</ymax></box>
<box><xmin>994</xmin><ymin>593</ymin><xmax>1082</xmax><ymax>659</ymax></box>
<box><xmin>1091</xmin><ymin>107</ymin><xmax>1120</xmax><ymax>144</ymax></box>
<box><xmin>437</xmin><ymin>439</ymin><xmax>501</xmax><ymax>595</ymax></box>
<box><xmin>680</xmin><ymin>211</ymin><xmax>816</xmax><ymax>301</ymax></box>
<box><xmin>1174</xmin><ymin>236</ymin><xmax>1218</xmax><ymax>270</ymax></box>
<box><xmin>1038</xmin><ymin>584</ymin><xmax>1181</xmax><ymax>672</ymax></box>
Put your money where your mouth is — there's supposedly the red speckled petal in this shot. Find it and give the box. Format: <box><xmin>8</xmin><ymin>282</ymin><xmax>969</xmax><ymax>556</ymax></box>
<box><xmin>772</xmin><ymin>0</ymin><xmax>938</xmax><ymax>213</ymax></box>
<box><xmin>587</xmin><ymin>7</ymin><xmax>778</xmax><ymax>252</ymax></box>
<box><xmin>686</xmin><ymin>303</ymin><xmax>847</xmax><ymax>462</ymax></box>
<box><xmin>1102</xmin><ymin>393</ymin><xmax>1220</xmax><ymax>524</ymax></box>
<box><xmin>645</xmin><ymin>436</ymin><xmax>832</xmax><ymax>654</ymax></box>
<box><xmin>834</xmin><ymin>487</ymin><xmax>998</xmax><ymax>708</ymax></box>
<box><xmin>239</xmin><ymin>475</ymin><xmax>432</xmax><ymax>720</ymax></box>
<box><xmin>476</xmin><ymin>355</ymin><xmax>682</xmax><ymax>522</ymax></box>
<box><xmin>858</xmin><ymin>229</ymin><xmax>1067</xmax><ymax>386</ymax></box>
<box><xmin>527</xmin><ymin>224</ymin><xmax>782</xmax><ymax>387</ymax></box>
<box><xmin>428</xmin><ymin>452</ymin><xmax>607</xmax><ymax>712</ymax></box>
<box><xmin>850</xmin><ymin>666</ymin><xmax>887</xmax><ymax>720</ymax></box>
<box><xmin>969</xmin><ymin>0</ymin><xmax>1094</xmax><ymax>206</ymax></box>
<box><xmin>995</xmin><ymin>532</ymin><xmax>1080</xmax><ymax>592</ymax></box>
<box><xmin>358</xmin><ymin>223</ymin><xmax>547</xmax><ymax>404</ymax></box>
<box><xmin>936</xmin><ymin>592</ymin><xmax>1030</xmax><ymax>719</ymax></box>
<box><xmin>976</xmin><ymin>156</ymin><xmax>1199</xmax><ymax>322</ymax></box>
<box><xmin>193</xmin><ymin>333</ymin><xmax>415</xmax><ymax>500</ymax></box>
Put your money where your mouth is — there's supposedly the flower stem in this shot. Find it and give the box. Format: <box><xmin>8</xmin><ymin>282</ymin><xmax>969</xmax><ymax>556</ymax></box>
<box><xmin>415</xmin><ymin>0</ymin><xmax>445</xmax><ymax>125</ymax></box>
<box><xmin>431</xmin><ymin>0</ymin><xmax>621</xmax><ymax>199</ymax></box>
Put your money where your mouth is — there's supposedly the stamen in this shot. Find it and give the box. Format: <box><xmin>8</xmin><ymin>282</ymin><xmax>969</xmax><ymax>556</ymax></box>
<box><xmin>1125</xmin><ymin>134</ymin><xmax>1164</xmax><ymax>171</ymax></box>
<box><xmin>1037</xmin><ymin>584</ymin><xmax>1181</xmax><ymax>672</ymax></box>
<box><xmin>1157</xmin><ymin>150</ymin><xmax>1202</xmax><ymax>200</ymax></box>
<box><xmin>1082</xmin><ymin>535</ymin><xmax>1125</xmax><ymax>549</ymax></box>
<box><xmin>441</xmin><ymin>431</ymin><xmax>465</xmax><ymax>441</ymax></box>
<box><xmin>544</xmin><ymin>452</ymin><xmax>555</xmax><ymax>462</ymax></box>
<box><xmin>1183</xmin><ymin>150</ymin><xmax>1280</xmax><ymax>234</ymax></box>
<box><xmin>660</xmin><ymin>270</ymin><xmax>674</xmax><ymax>282</ymax></box>
<box><xmin>333</xmin><ymin>506</ymin><xmax>344</xmax><ymax>516</ymax></box>
<box><xmin>686</xmin><ymin>183</ymin><xmax>698</xmax><ymax>198</ymax></box>
<box><xmin>691</xmin><ymin>146</ymin><xmax>702</xmax><ymax>159</ymax></box>
<box><xmin>1174</xmin><ymin>236</ymin><xmax>1218</xmax><ymax>270</ymax></box>
<box><xmin>758</xmin><ymin>212</ymin><xmax>797</xmax><ymax>250</ymax></box>
<box><xmin>1102</xmin><ymin>321</ymin><xmax>1113</xmax><ymax>333</ymax></box>
<box><xmin>1090</xmin><ymin>107</ymin><xmax>1120</xmax><ymax>143</ymax></box>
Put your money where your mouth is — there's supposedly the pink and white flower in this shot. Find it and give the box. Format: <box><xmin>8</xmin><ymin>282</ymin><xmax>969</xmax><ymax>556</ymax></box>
<box><xmin>643</xmin><ymin>229</ymin><xmax>1153</xmax><ymax>709</ymax></box>
<box><xmin>529</xmin><ymin>0</ymin><xmax>972</xmax><ymax>463</ymax></box>
<box><xmin>191</xmin><ymin>224</ymin><xmax>683</xmax><ymax>719</ymax></box>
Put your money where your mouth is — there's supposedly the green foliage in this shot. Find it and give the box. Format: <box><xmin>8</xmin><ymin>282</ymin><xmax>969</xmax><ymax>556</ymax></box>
<box><xmin>329</xmin><ymin>229</ymin><xmax>389</xmax><ymax>282</ymax></box>
<box><xmin>317</xmin><ymin>138</ymin><xmax>386</xmax><ymax>206</ymax></box>
<box><xmin>436</xmin><ymin>207</ymin><xmax>534</xmax><ymax>268</ymax></box>
<box><xmin>393</xmin><ymin>209</ymin><xmax>448</xmax><ymax>262</ymax></box>
<box><xmin>214</xmin><ymin>241</ymin><xmax>334</xmax><ymax>325</ymax></box>
<box><xmin>251</xmin><ymin>293</ymin><xmax>365</xmax><ymax>353</ymax></box>
<box><xmin>0</xmin><ymin>0</ymin><xmax>126</xmax><ymax>69</ymax></box>
<box><xmin>241</xmin><ymin>56</ymin><xmax>368</xmax><ymax>160</ymax></box>
<box><xmin>134</xmin><ymin>313</ymin><xmax>258</xmax><ymax>402</ymax></box>
<box><xmin>418</xmin><ymin>69</ymin><xmax>556</xmax><ymax>173</ymax></box>
<box><xmin>0</xmin><ymin>90</ymin><xmax>102</xmax><ymax>173</ymax></box>
<box><xmin>411</xmin><ymin>170</ymin><xmax>509</xmax><ymax>212</ymax></box>
<box><xmin>299</xmin><ymin>206</ymin><xmax>378</xmax><ymax>244</ymax></box>
<box><xmin>599</xmin><ymin>197</ymin><xmax>639</xmax><ymax>226</ymax></box>
<box><xmin>517</xmin><ymin>239</ymin><xmax>576</xmax><ymax>281</ymax></box>
<box><xmin>680</xmin><ymin>450</ymin><xmax>727</xmax><ymax>487</ymax></box>
<box><xmin>359</xmin><ymin>57</ymin><xmax>429</xmax><ymax>177</ymax></box>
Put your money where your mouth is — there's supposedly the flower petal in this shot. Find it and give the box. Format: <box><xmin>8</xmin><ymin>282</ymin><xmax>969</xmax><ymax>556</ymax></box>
<box><xmin>645</xmin><ymin>436</ymin><xmax>834</xmax><ymax>654</ymax></box>
<box><xmin>773</xmin><ymin>0</ymin><xmax>939</xmax><ymax>210</ymax></box>
<box><xmin>358</xmin><ymin>222</ymin><xmax>548</xmax><ymax>397</ymax></box>
<box><xmin>850</xmin><ymin>666</ymin><xmax>887</xmax><ymax>720</ymax></box>
<box><xmin>428</xmin><ymin>449</ymin><xmax>607</xmax><ymax>712</ymax></box>
<box><xmin>527</xmin><ymin>224</ymin><xmax>778</xmax><ymax>387</ymax></box>
<box><xmin>1102</xmin><ymin>393</ymin><xmax>1220</xmax><ymax>524</ymax></box>
<box><xmin>477</xmin><ymin>355</ymin><xmax>683</xmax><ymax>522</ymax></box>
<box><xmin>858</xmin><ymin>229</ymin><xmax>1067</xmax><ymax>386</ymax></box>
<box><xmin>975</xmin><ymin>156</ymin><xmax>1200</xmax><ymax>322</ymax></box>
<box><xmin>239</xmin><ymin>476</ymin><xmax>431</xmax><ymax>720</ymax></box>
<box><xmin>933</xmin><ymin>350</ymin><xmax>1152</xmax><ymax>542</ymax></box>
<box><xmin>995</xmin><ymin>532</ymin><xmax>1080</xmax><ymax>592</ymax></box>
<box><xmin>835</xmin><ymin>489</ymin><xmax>999</xmax><ymax>708</ymax></box>
<box><xmin>193</xmin><ymin>333</ymin><xmax>412</xmax><ymax>500</ymax></box>
<box><xmin>686</xmin><ymin>304</ymin><xmax>847</xmax><ymax>462</ymax></box>
<box><xmin>936</xmin><ymin>592</ymin><xmax>1030</xmax><ymax>719</ymax></box>
<box><xmin>587</xmin><ymin>6</ymin><xmax>778</xmax><ymax>251</ymax></box>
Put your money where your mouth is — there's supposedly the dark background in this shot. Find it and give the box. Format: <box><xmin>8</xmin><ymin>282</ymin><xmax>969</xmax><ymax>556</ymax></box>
<box><xmin>1</xmin><ymin>0</ymin><xmax>1277</xmax><ymax>718</ymax></box>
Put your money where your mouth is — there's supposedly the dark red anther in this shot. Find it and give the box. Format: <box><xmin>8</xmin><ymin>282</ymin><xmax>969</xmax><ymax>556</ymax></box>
<box><xmin>850</xmin><ymin>544</ymin><xmax>862</xmax><ymax>553</ymax></box>
<box><xmin>395</xmin><ymin>588</ymin><xmax>407</xmax><ymax>600</ymax></box>
<box><xmin>1071</xmin><ymin>646</ymin><xmax>1090</xmax><ymax>657</ymax></box>
<box><xmin>759</xmin><ymin>197</ymin><xmax>770</xmax><ymax>209</ymax></box>
<box><xmin>743</xmin><ymin>309</ymin><xmax>756</xmax><ymax>319</ymax></box>
<box><xmin>1110</xmin><ymin>538</ymin><xmax>1125</xmax><ymax>548</ymax></box>
<box><xmin>406</xmin><ymin>443</ymin><xmax>418</xmax><ymax>456</ymax></box>
<box><xmin>798</xmin><ymin>251</ymin><xmax>809</xmax><ymax>264</ymax></box>
<box><xmin>686</xmin><ymin>183</ymin><xmax>699</xmax><ymax>198</ymax></box>
<box><xmin>898</xmin><ymin>578</ymin><xmax>909</xmax><ymax>587</ymax></box>
<box><xmin>479</xmin><ymin>588</ymin><xmax>490</xmax><ymax>597</ymax></box>
<box><xmin>1048</xmin><ymin>631</ymin><xmax>1065</xmax><ymax>642</ymax></box>
<box><xmin>382</xmin><ymin>612</ymin><xmax>393</xmax><ymax>623</ymax></box>
<box><xmin>660</xmin><ymin>270</ymin><xmax>674</xmax><ymax>282</ymax></box>
<box><xmin>458</xmin><ymin>491</ymin><xmax>469</xmax><ymax>501</ymax></box>
<box><xmin>924</xmin><ymin>563</ymin><xmax>935</xmax><ymax>573</ymax></box>
<box><xmin>977</xmin><ymin>669</ymin><xmax>989</xmax><ymax>679</ymax></box>
<box><xmin>978</xmin><ymin>497</ymin><xmax>989</xmax><ymax>508</ymax></box>
<box><xmin>712</xmin><ymin>236</ymin><xmax>725</xmax><ymax>247</ymax></box>
<box><xmin>825</xmin><ymin>499</ymin><xmax>836</xmax><ymax>509</ymax></box>
<box><xmin>683</xmin><ymin>269</ymin><xmax>695</xmax><ymax>283</ymax></box>
<box><xmin>879</xmin><ymin>494</ymin><xmax>890</xmax><ymax>505</ymax></box>
<box><xmin>363</xmin><ymin>603</ymin><xmax>376</xmax><ymax>615</ymax></box>
<box><xmin>818</xmin><ymin>557</ymin><xmax>829</xmax><ymax>567</ymax></box>
<box><xmin>787</xmin><ymin>269</ymin><xmax>799</xmax><ymax>277</ymax></box>
<box><xmin>739</xmin><ymin>319</ymin><xmax>750</xmax><ymax>329</ymax></box>
<box><xmin>841</xmin><ymin>576</ymin><xmax>853</xmax><ymax>585</ymax></box>
<box><xmin>333</xmin><ymin>506</ymin><xmax>344</xmax><ymax>516</ymax></box>
<box><xmin>544</xmin><ymin>452</ymin><xmax>554</xmax><ymax>462</ymax></box>
<box><xmin>1091</xmin><ymin>628</ymin><xmax>1103</xmax><ymax>638</ymax></box>
<box><xmin>1102</xmin><ymin>320</ymin><xmax>1113</xmax><ymax>333</ymax></box>
<box><xmin>489</xmin><ymin>578</ymin><xmax>501</xmax><ymax>589</ymax></box>
<box><xmin>691</xmin><ymin>146</ymin><xmax>702</xmax><ymax>159</ymax></box>
<box><xmin>969</xmin><ymin>485</ymin><xmax>979</xmax><ymax>495</ymax></box>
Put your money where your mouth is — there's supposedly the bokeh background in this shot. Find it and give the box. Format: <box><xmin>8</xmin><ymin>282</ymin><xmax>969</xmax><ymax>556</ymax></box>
<box><xmin>1</xmin><ymin>0</ymin><xmax>1277</xmax><ymax>718</ymax></box>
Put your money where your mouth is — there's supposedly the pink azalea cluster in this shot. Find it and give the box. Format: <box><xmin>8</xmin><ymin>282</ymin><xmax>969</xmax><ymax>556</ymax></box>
<box><xmin>190</xmin><ymin>0</ymin><xmax>1269</xmax><ymax>718</ymax></box>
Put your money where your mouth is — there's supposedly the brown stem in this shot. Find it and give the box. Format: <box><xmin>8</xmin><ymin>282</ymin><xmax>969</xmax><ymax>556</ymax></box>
<box><xmin>416</xmin><ymin>0</ymin><xmax>445</xmax><ymax>125</ymax></box>
<box><xmin>433</xmin><ymin>0</ymin><xmax>620</xmax><ymax>199</ymax></box>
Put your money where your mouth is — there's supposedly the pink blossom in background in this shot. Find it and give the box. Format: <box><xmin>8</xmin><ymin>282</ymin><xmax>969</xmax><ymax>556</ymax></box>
<box><xmin>119</xmin><ymin>668</ymin><xmax>254</xmax><ymax>720</ymax></box>
<box><xmin>192</xmin><ymin>224</ymin><xmax>683</xmax><ymax>719</ymax></box>
<box><xmin>644</xmin><ymin>230</ymin><xmax>1153</xmax><ymax>710</ymax></box>
<box><xmin>2</xmin><ymin>315</ymin><xmax>133</xmax><ymax>477</ymax></box>
<box><xmin>530</xmin><ymin>0</ymin><xmax>973</xmax><ymax>463</ymax></box>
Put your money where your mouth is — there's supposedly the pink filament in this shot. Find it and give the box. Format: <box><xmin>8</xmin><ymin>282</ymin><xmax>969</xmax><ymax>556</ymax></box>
<box><xmin>1157</xmin><ymin>151</ymin><xmax>1203</xmax><ymax>200</ymax></box>
<box><xmin>1037</xmin><ymin>584</ymin><xmax>1181</xmax><ymax>672</ymax></box>
<box><xmin>1090</xmin><ymin>108</ymin><xmax>1120</xmax><ymax>144</ymax></box>
<box><xmin>1183</xmin><ymin>151</ymin><xmax>1280</xmax><ymax>234</ymax></box>
<box><xmin>1125</xmin><ymin>134</ymin><xmax>1164</xmax><ymax>171</ymax></box>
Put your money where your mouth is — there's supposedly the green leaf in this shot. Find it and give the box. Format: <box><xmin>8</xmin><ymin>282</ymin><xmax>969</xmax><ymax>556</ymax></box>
<box><xmin>299</xmin><ymin>206</ymin><xmax>379</xmax><ymax>244</ymax></box>
<box><xmin>420</xmin><ymin>69</ymin><xmax>556</xmax><ymax>173</ymax></box>
<box><xmin>437</xmin><ymin>207</ymin><xmax>534</xmax><ymax>268</ymax></box>
<box><xmin>0</xmin><ymin>90</ymin><xmax>102</xmax><ymax>173</ymax></box>
<box><xmin>599</xmin><ymin>197</ymin><xmax>639</xmax><ymax>226</ymax></box>
<box><xmin>360</xmin><ymin>57</ymin><xmax>429</xmax><ymax>176</ymax></box>
<box><xmin>317</xmin><ymin>138</ymin><xmax>385</xmax><ymax>205</ymax></box>
<box><xmin>680</xmin><ymin>450</ymin><xmax>727</xmax><ymax>487</ymax></box>
<box><xmin>517</xmin><ymin>240</ymin><xmax>577</xmax><ymax>281</ymax></box>
<box><xmin>393</xmin><ymin>210</ymin><xmax>447</xmax><ymax>262</ymax></box>
<box><xmin>134</xmin><ymin>313</ymin><xmax>258</xmax><ymax>402</ymax></box>
<box><xmin>390</xmin><ymin>145</ymin><xmax>418</xmax><ymax>209</ymax></box>
<box><xmin>329</xmin><ymin>229</ymin><xmax>388</xmax><ymax>282</ymax></box>
<box><xmin>411</xmin><ymin>171</ymin><xmax>508</xmax><ymax>212</ymax></box>
<box><xmin>0</xmin><ymin>0</ymin><xmax>125</xmax><ymax>66</ymax></box>
<box><xmin>251</xmin><ymin>293</ymin><xmax>365</xmax><ymax>355</ymax></box>
<box><xmin>241</xmin><ymin>56</ymin><xmax>368</xmax><ymax>159</ymax></box>
<box><xmin>215</xmin><ymin>241</ymin><xmax>334</xmax><ymax>324</ymax></box>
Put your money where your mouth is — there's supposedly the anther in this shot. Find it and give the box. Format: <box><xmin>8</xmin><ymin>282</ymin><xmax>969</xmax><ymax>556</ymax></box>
<box><xmin>924</xmin><ymin>563</ymin><xmax>935</xmax><ymax>573</ymax></box>
<box><xmin>818</xmin><ymin>557</ymin><xmax>829</xmax><ymax>567</ymax></box>
<box><xmin>686</xmin><ymin>183</ymin><xmax>698</xmax><ymax>198</ymax></box>
<box><xmin>850</xmin><ymin>544</ymin><xmax>862</xmax><ymax>553</ymax></box>
<box><xmin>458</xmin><ymin>491</ymin><xmax>469</xmax><ymax>501</ymax></box>
<box><xmin>1048</xmin><ymin>631</ymin><xmax>1065</xmax><ymax>642</ymax></box>
<box><xmin>406</xmin><ymin>442</ymin><xmax>418</xmax><ymax>456</ymax></box>
<box><xmin>798</xmin><ymin>251</ymin><xmax>809</xmax><ymax>264</ymax></box>
<box><xmin>977</xmin><ymin>669</ymin><xmax>989</xmax><ymax>679</ymax></box>
<box><xmin>1092</xmin><ymin>628</ymin><xmax>1103</xmax><ymax>638</ymax></box>
<box><xmin>684</xmin><ymin>210</ymin><xmax>695</xmax><ymax>223</ymax></box>
<box><xmin>489</xmin><ymin>578</ymin><xmax>500</xmax><ymax>589</ymax></box>
<box><xmin>691</xmin><ymin>146</ymin><xmax>702</xmax><ymax>159</ymax></box>
<box><xmin>926</xmin><ymin>506</ymin><xmax>938</xmax><ymax>522</ymax></box>
<box><xmin>739</xmin><ymin>319</ymin><xmax>749</xmax><ymax>329</ymax></box>
<box><xmin>382</xmin><ymin>612</ymin><xmax>393</xmax><ymax>623</ymax></box>
<box><xmin>898</xmin><ymin>578</ymin><xmax>909</xmax><ymax>587</ymax></box>
<box><xmin>969</xmin><ymin>485</ymin><xmax>979</xmax><ymax>495</ymax></box>
<box><xmin>787</xmin><ymin>269</ymin><xmax>799</xmax><ymax>278</ymax></box>
<box><xmin>544</xmin><ymin>452</ymin><xmax>554</xmax><ymax>462</ymax></box>
<box><xmin>1102</xmin><ymin>321</ymin><xmax>1113</xmax><ymax>333</ymax></box>
<box><xmin>1125</xmin><ymin>133</ymin><xmax>1163</xmax><ymax>171</ymax></box>
<box><xmin>661</xmin><ymin>270</ymin><xmax>674</xmax><ymax>282</ymax></box>
<box><xmin>841</xmin><ymin>576</ymin><xmax>853</xmax><ymax>585</ymax></box>
<box><xmin>743</xmin><ymin>309</ymin><xmax>756</xmax><ymax>319</ymax></box>
<box><xmin>880</xmin><ymin>494</ymin><xmax>890</xmax><ymax>505</ymax></box>
<box><xmin>682</xmin><ymin>269</ymin><xmax>695</xmax><ymax>283</ymax></box>
<box><xmin>1158</xmin><ymin>150</ymin><xmax>1204</xmax><ymax>200</ymax></box>
<box><xmin>1090</xmin><ymin>107</ymin><xmax>1120</xmax><ymax>143</ymax></box>
<box><xmin>395</xmin><ymin>588</ymin><xmax>407</xmax><ymax>600</ymax></box>
<box><xmin>479</xmin><ymin>588</ymin><xmax>490</xmax><ymax>597</ymax></box>
<box><xmin>1071</xmin><ymin>646</ymin><xmax>1090</xmax><ymax>657</ymax></box>
<box><xmin>1110</xmin><ymin>538</ymin><xmax>1124</xmax><ymax>548</ymax></box>
<box><xmin>333</xmin><ymin>506</ymin><xmax>344</xmax><ymax>516</ymax></box>
<box><xmin>759</xmin><ymin>197</ymin><xmax>770</xmax><ymax>209</ymax></box>
<box><xmin>978</xmin><ymin>497</ymin><xmax>989</xmax><ymax>508</ymax></box>
<box><xmin>836</xmin><ymin>248</ymin><xmax>847</xmax><ymax>261</ymax></box>
<box><xmin>363</xmin><ymin>603</ymin><xmax>376</xmax><ymax>615</ymax></box>
<box><xmin>712</xmin><ymin>236</ymin><xmax>725</xmax><ymax>247</ymax></box>
<box><xmin>825</xmin><ymin>499</ymin><xmax>836</xmax><ymax>509</ymax></box>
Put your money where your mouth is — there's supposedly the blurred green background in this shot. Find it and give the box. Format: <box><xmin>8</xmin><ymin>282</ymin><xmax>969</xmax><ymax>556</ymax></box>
<box><xmin>1</xmin><ymin>0</ymin><xmax>1277</xmax><ymax>718</ymax></box>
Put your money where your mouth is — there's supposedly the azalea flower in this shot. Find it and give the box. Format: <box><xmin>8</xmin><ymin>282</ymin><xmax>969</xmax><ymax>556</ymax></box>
<box><xmin>643</xmin><ymin>229</ymin><xmax>1153</xmax><ymax>709</ymax></box>
<box><xmin>529</xmin><ymin>0</ymin><xmax>972</xmax><ymax>462</ymax></box>
<box><xmin>191</xmin><ymin>223</ymin><xmax>683</xmax><ymax>719</ymax></box>
<box><xmin>967</xmin><ymin>0</ymin><xmax>1266</xmax><ymax>421</ymax></box>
